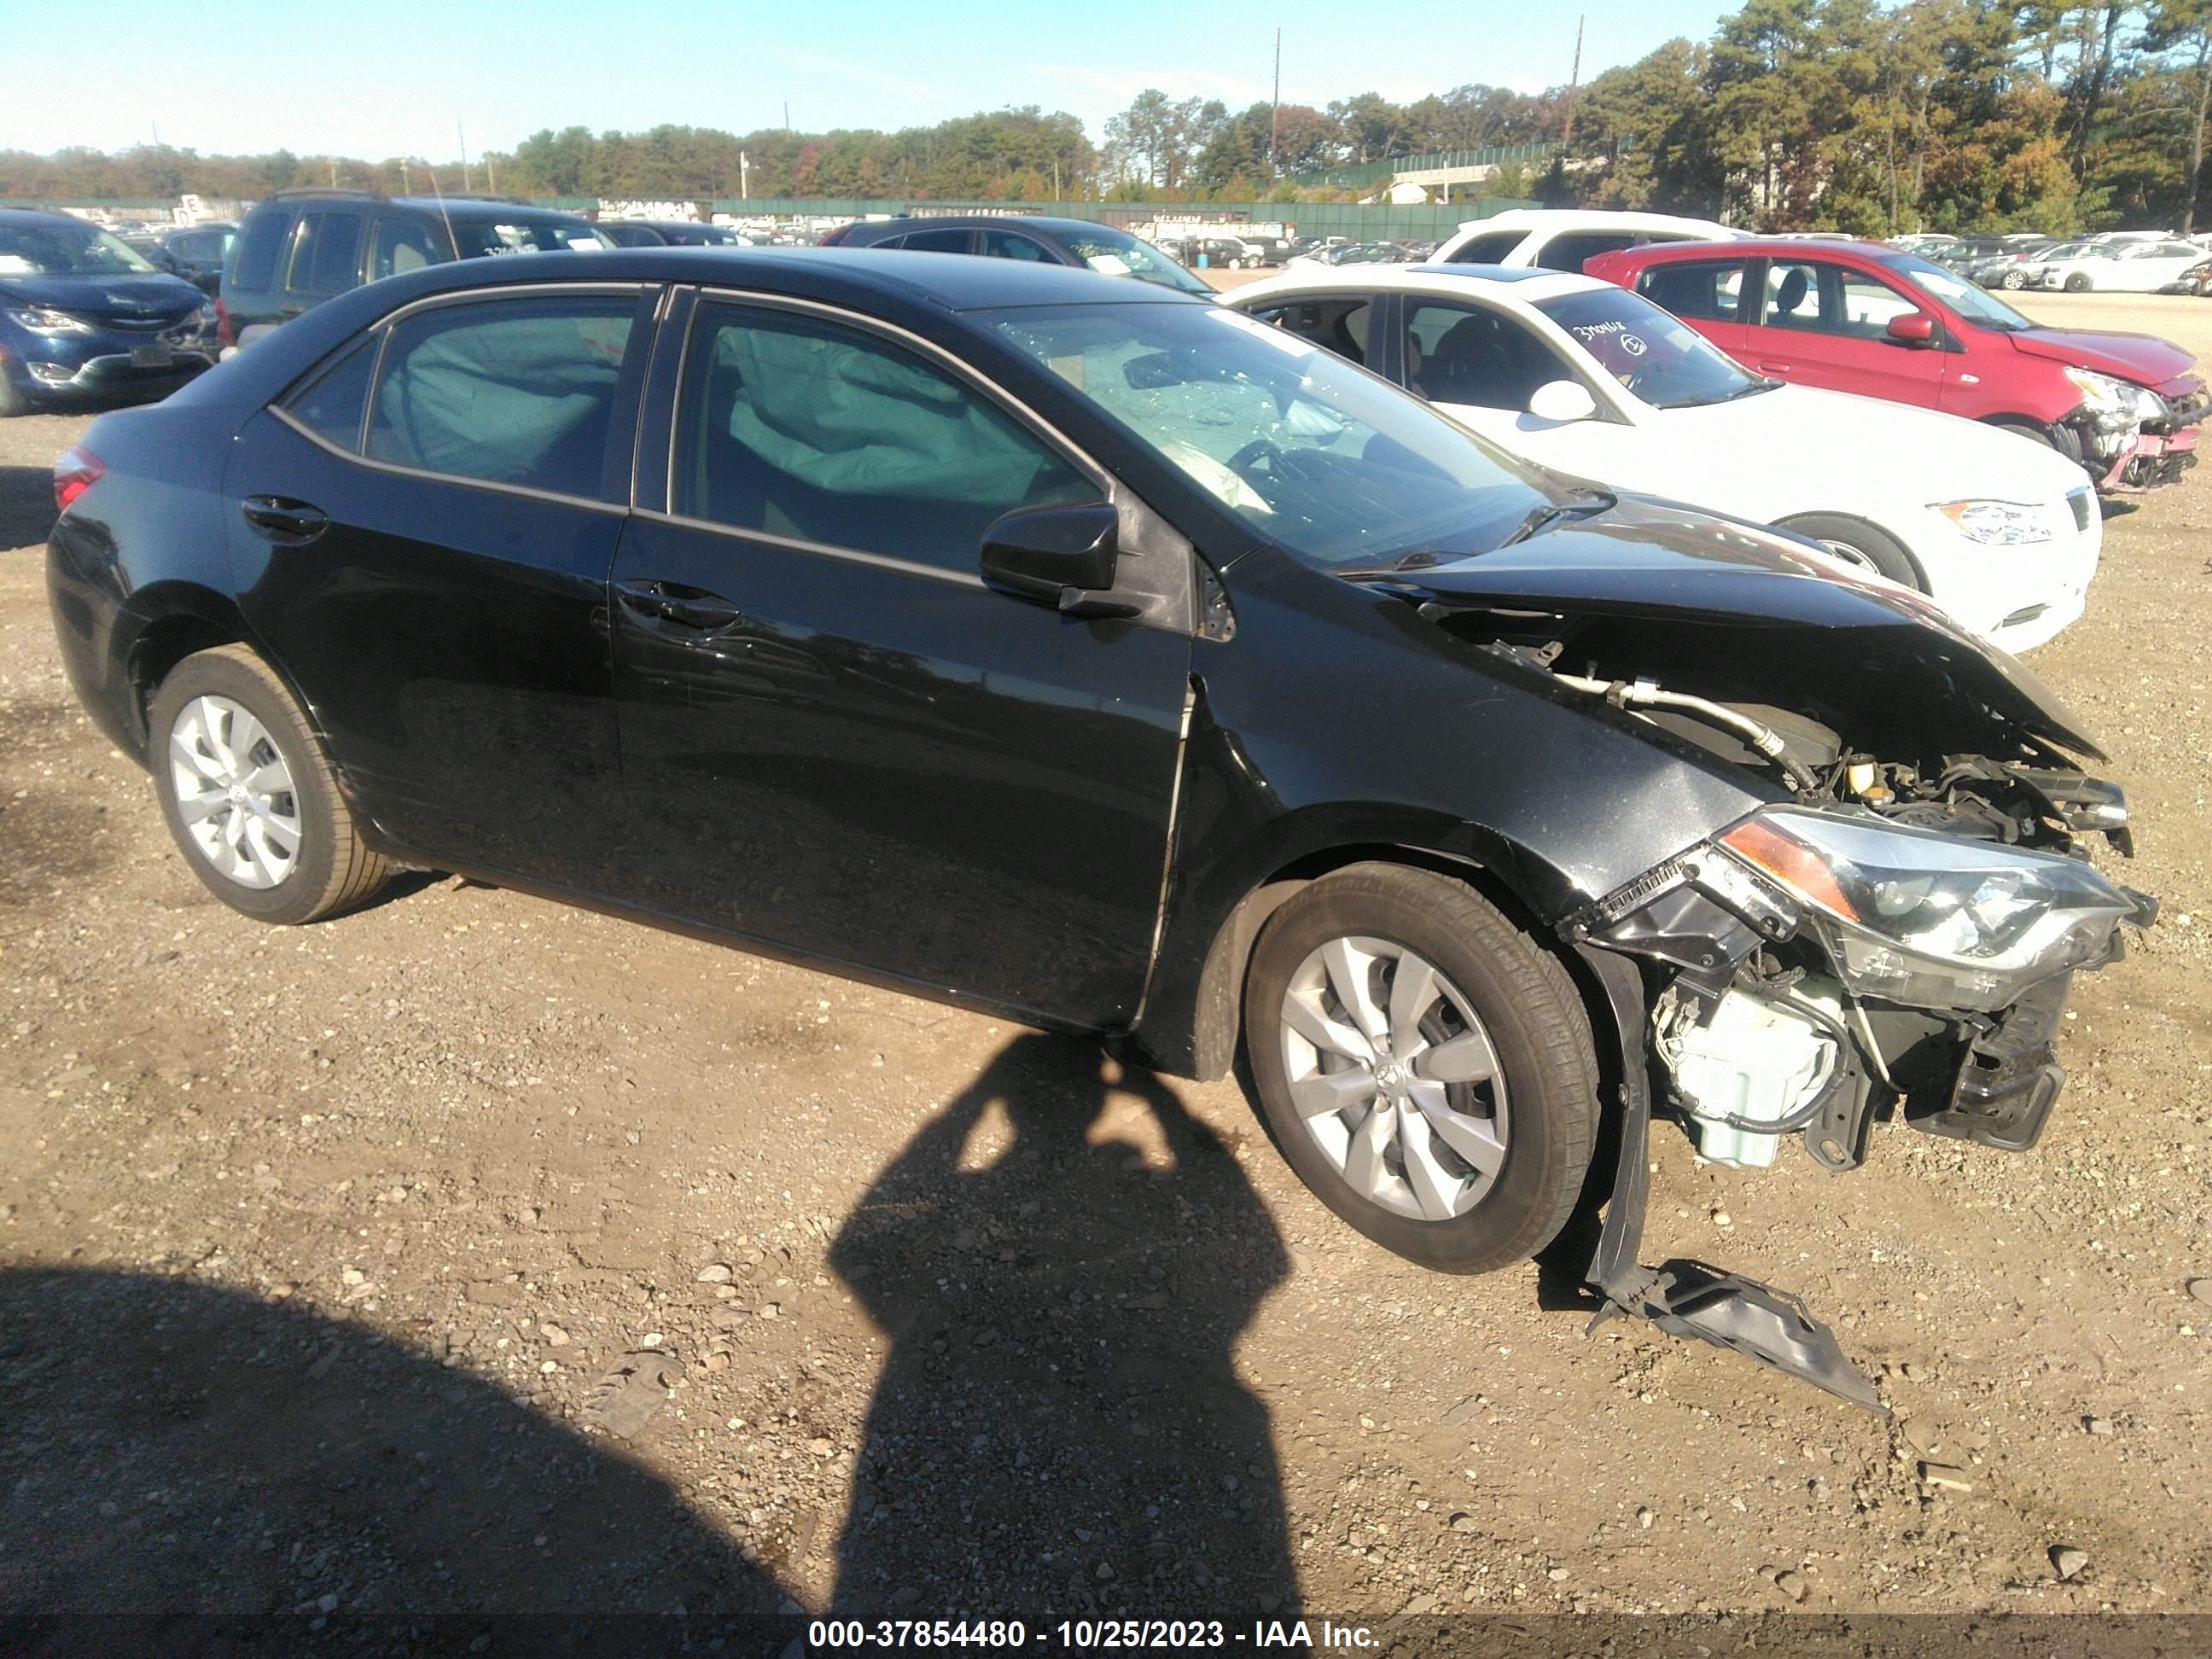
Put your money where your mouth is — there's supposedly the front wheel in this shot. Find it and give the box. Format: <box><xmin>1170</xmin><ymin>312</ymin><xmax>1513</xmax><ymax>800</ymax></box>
<box><xmin>148</xmin><ymin>645</ymin><xmax>391</xmax><ymax>924</ymax></box>
<box><xmin>2064</xmin><ymin>271</ymin><xmax>2093</xmax><ymax>293</ymax></box>
<box><xmin>1776</xmin><ymin>513</ymin><xmax>1925</xmax><ymax>591</ymax></box>
<box><xmin>1241</xmin><ymin>864</ymin><xmax>1598</xmax><ymax>1273</ymax></box>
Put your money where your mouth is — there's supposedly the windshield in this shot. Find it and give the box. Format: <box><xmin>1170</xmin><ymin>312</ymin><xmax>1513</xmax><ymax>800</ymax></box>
<box><xmin>1060</xmin><ymin>227</ymin><xmax>1213</xmax><ymax>295</ymax></box>
<box><xmin>453</xmin><ymin>219</ymin><xmax>613</xmax><ymax>257</ymax></box>
<box><xmin>1533</xmin><ymin>286</ymin><xmax>1767</xmax><ymax>410</ymax></box>
<box><xmin>1880</xmin><ymin>253</ymin><xmax>2034</xmax><ymax>330</ymax></box>
<box><xmin>988</xmin><ymin>301</ymin><xmax>1557</xmax><ymax>567</ymax></box>
<box><xmin>0</xmin><ymin>220</ymin><xmax>158</xmax><ymax>277</ymax></box>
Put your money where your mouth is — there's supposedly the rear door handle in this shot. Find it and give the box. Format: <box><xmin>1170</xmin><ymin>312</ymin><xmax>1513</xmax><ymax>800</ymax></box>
<box><xmin>615</xmin><ymin>579</ymin><xmax>743</xmax><ymax>634</ymax></box>
<box><xmin>240</xmin><ymin>495</ymin><xmax>328</xmax><ymax>544</ymax></box>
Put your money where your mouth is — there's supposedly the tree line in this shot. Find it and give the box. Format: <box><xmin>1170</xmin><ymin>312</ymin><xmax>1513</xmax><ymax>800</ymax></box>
<box><xmin>5</xmin><ymin>0</ymin><xmax>2210</xmax><ymax>232</ymax></box>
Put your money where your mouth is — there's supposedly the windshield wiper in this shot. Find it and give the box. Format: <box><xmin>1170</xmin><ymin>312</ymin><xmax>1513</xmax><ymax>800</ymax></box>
<box><xmin>1498</xmin><ymin>488</ymin><xmax>1615</xmax><ymax>548</ymax></box>
<box><xmin>1333</xmin><ymin>550</ymin><xmax>1450</xmax><ymax>580</ymax></box>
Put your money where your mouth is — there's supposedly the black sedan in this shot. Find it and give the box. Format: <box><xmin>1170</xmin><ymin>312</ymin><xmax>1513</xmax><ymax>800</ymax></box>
<box><xmin>45</xmin><ymin>247</ymin><xmax>2150</xmax><ymax>1402</ymax></box>
<box><xmin>0</xmin><ymin>209</ymin><xmax>219</xmax><ymax>416</ymax></box>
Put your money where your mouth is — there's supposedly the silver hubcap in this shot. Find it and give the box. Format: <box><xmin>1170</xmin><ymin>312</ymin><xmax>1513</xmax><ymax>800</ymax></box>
<box><xmin>1817</xmin><ymin>538</ymin><xmax>1879</xmax><ymax>574</ymax></box>
<box><xmin>1278</xmin><ymin>936</ymin><xmax>1510</xmax><ymax>1222</ymax></box>
<box><xmin>168</xmin><ymin>695</ymin><xmax>300</xmax><ymax>889</ymax></box>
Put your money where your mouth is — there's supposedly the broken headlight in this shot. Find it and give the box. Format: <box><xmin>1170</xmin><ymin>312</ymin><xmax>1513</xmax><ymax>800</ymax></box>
<box><xmin>1717</xmin><ymin>807</ymin><xmax>2144</xmax><ymax>1013</ymax></box>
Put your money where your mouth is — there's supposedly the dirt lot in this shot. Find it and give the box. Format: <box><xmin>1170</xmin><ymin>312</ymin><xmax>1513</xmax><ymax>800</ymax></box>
<box><xmin>2</xmin><ymin>292</ymin><xmax>2209</xmax><ymax>1635</ymax></box>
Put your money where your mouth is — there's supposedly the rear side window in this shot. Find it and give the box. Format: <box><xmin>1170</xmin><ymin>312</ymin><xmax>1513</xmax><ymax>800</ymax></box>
<box><xmin>230</xmin><ymin>210</ymin><xmax>291</xmax><ymax>291</ymax></box>
<box><xmin>290</xmin><ymin>212</ymin><xmax>364</xmax><ymax>295</ymax></box>
<box><xmin>672</xmin><ymin>300</ymin><xmax>1096</xmax><ymax>570</ymax></box>
<box><xmin>1250</xmin><ymin>299</ymin><xmax>1371</xmax><ymax>365</ymax></box>
<box><xmin>1638</xmin><ymin>259</ymin><xmax>1748</xmax><ymax>323</ymax></box>
<box><xmin>900</xmin><ymin>228</ymin><xmax>974</xmax><ymax>253</ymax></box>
<box><xmin>283</xmin><ymin>337</ymin><xmax>379</xmax><ymax>449</ymax></box>
<box><xmin>1446</xmin><ymin>230</ymin><xmax>1524</xmax><ymax>266</ymax></box>
<box><xmin>365</xmin><ymin>294</ymin><xmax>637</xmax><ymax>498</ymax></box>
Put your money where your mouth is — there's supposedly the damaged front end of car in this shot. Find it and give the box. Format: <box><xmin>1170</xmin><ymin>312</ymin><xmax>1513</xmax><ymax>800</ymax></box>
<box><xmin>2063</xmin><ymin>367</ymin><xmax>2206</xmax><ymax>492</ymax></box>
<box><xmin>1383</xmin><ymin>504</ymin><xmax>2156</xmax><ymax>1406</ymax></box>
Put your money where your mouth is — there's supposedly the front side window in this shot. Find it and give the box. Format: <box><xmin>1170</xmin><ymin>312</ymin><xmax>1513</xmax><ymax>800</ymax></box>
<box><xmin>0</xmin><ymin>220</ymin><xmax>157</xmax><ymax>277</ymax></box>
<box><xmin>1058</xmin><ymin>227</ymin><xmax>1212</xmax><ymax>294</ymax></box>
<box><xmin>371</xmin><ymin>215</ymin><xmax>444</xmax><ymax>281</ymax></box>
<box><xmin>673</xmin><ymin>301</ymin><xmax>1097</xmax><ymax>569</ymax></box>
<box><xmin>1533</xmin><ymin>287</ymin><xmax>1770</xmax><ymax>409</ymax></box>
<box><xmin>979</xmin><ymin>230</ymin><xmax>1054</xmax><ymax>263</ymax></box>
<box><xmin>1405</xmin><ymin>300</ymin><xmax>1572</xmax><ymax>411</ymax></box>
<box><xmin>366</xmin><ymin>294</ymin><xmax>635</xmax><ymax>497</ymax></box>
<box><xmin>991</xmin><ymin>300</ymin><xmax>1556</xmax><ymax>568</ymax></box>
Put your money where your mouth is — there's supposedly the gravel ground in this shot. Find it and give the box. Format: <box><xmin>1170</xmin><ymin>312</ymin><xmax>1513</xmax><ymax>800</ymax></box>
<box><xmin>1</xmin><ymin>292</ymin><xmax>2209</xmax><ymax>1630</ymax></box>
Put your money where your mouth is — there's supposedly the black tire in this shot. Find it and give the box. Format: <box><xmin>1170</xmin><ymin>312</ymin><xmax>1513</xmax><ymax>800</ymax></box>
<box><xmin>1988</xmin><ymin>416</ymin><xmax>2056</xmax><ymax>449</ymax></box>
<box><xmin>1776</xmin><ymin>512</ymin><xmax>1925</xmax><ymax>591</ymax></box>
<box><xmin>148</xmin><ymin>644</ymin><xmax>391</xmax><ymax>924</ymax></box>
<box><xmin>2064</xmin><ymin>271</ymin><xmax>2092</xmax><ymax>293</ymax></box>
<box><xmin>1241</xmin><ymin>863</ymin><xmax>1599</xmax><ymax>1274</ymax></box>
<box><xmin>2001</xmin><ymin>269</ymin><xmax>2028</xmax><ymax>290</ymax></box>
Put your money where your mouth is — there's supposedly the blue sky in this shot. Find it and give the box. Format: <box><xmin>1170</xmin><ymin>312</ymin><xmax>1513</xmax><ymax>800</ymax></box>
<box><xmin>3</xmin><ymin>0</ymin><xmax>1731</xmax><ymax>160</ymax></box>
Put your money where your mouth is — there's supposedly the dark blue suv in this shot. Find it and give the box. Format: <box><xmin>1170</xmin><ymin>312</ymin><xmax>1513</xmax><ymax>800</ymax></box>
<box><xmin>0</xmin><ymin>209</ymin><xmax>218</xmax><ymax>417</ymax></box>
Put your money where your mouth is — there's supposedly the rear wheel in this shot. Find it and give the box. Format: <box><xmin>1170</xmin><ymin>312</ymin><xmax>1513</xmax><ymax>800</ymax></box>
<box><xmin>2000</xmin><ymin>268</ymin><xmax>2029</xmax><ymax>290</ymax></box>
<box><xmin>148</xmin><ymin>645</ymin><xmax>390</xmax><ymax>924</ymax></box>
<box><xmin>1776</xmin><ymin>513</ymin><xmax>1925</xmax><ymax>591</ymax></box>
<box><xmin>1241</xmin><ymin>864</ymin><xmax>1599</xmax><ymax>1274</ymax></box>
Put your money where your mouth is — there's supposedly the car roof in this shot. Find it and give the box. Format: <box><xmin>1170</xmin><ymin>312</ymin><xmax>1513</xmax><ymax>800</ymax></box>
<box><xmin>335</xmin><ymin>244</ymin><xmax>1209</xmax><ymax>314</ymax></box>
<box><xmin>1235</xmin><ymin>265</ymin><xmax>1604</xmax><ymax>304</ymax></box>
<box><xmin>846</xmin><ymin>214</ymin><xmax>1121</xmax><ymax>237</ymax></box>
<box><xmin>0</xmin><ymin>208</ymin><xmax>105</xmax><ymax>229</ymax></box>
<box><xmin>1448</xmin><ymin>207</ymin><xmax>1738</xmax><ymax>237</ymax></box>
<box><xmin>1600</xmin><ymin>236</ymin><xmax>1905</xmax><ymax>265</ymax></box>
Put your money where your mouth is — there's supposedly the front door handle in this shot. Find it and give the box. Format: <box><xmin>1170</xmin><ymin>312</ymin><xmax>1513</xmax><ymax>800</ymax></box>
<box><xmin>240</xmin><ymin>495</ymin><xmax>328</xmax><ymax>544</ymax></box>
<box><xmin>615</xmin><ymin>579</ymin><xmax>743</xmax><ymax>634</ymax></box>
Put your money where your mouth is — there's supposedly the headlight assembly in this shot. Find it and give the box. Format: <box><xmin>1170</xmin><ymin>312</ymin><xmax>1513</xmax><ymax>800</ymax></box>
<box><xmin>7</xmin><ymin>307</ymin><xmax>92</xmax><ymax>334</ymax></box>
<box><xmin>1931</xmin><ymin>499</ymin><xmax>2052</xmax><ymax>545</ymax></box>
<box><xmin>1718</xmin><ymin>807</ymin><xmax>2144</xmax><ymax>1012</ymax></box>
<box><xmin>2063</xmin><ymin>365</ymin><xmax>2152</xmax><ymax>427</ymax></box>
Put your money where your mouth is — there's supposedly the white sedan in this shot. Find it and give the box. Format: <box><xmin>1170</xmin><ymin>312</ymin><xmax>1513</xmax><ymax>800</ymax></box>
<box><xmin>2030</xmin><ymin>239</ymin><xmax>2209</xmax><ymax>293</ymax></box>
<box><xmin>1229</xmin><ymin>266</ymin><xmax>2101</xmax><ymax>652</ymax></box>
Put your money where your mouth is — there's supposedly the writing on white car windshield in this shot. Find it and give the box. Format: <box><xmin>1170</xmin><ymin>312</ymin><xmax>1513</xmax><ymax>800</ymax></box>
<box><xmin>1532</xmin><ymin>288</ymin><xmax>1774</xmax><ymax>409</ymax></box>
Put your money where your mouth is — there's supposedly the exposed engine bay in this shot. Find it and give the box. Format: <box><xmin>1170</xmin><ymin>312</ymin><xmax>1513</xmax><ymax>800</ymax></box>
<box><xmin>1422</xmin><ymin>597</ymin><xmax>2151</xmax><ymax>1177</ymax></box>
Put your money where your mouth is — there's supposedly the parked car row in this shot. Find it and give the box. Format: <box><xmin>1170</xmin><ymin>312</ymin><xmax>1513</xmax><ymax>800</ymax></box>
<box><xmin>46</xmin><ymin>242</ymin><xmax>2157</xmax><ymax>1405</ymax></box>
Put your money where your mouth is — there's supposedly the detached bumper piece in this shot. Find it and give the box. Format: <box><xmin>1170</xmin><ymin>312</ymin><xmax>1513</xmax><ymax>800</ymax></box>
<box><xmin>1573</xmin><ymin>948</ymin><xmax>1886</xmax><ymax>1412</ymax></box>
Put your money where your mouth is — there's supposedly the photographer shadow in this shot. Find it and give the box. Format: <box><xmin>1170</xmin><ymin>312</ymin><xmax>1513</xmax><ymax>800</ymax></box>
<box><xmin>828</xmin><ymin>1034</ymin><xmax>1299</xmax><ymax>1620</ymax></box>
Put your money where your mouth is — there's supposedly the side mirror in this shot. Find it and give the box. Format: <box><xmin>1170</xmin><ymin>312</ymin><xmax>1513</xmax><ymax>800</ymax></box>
<box><xmin>1886</xmin><ymin>311</ymin><xmax>1936</xmax><ymax>345</ymax></box>
<box><xmin>981</xmin><ymin>503</ymin><xmax>1132</xmax><ymax>617</ymax></box>
<box><xmin>1527</xmin><ymin>380</ymin><xmax>1599</xmax><ymax>423</ymax></box>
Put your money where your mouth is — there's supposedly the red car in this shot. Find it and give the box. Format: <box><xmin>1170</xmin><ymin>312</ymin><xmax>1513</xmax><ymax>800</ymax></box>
<box><xmin>1586</xmin><ymin>237</ymin><xmax>2205</xmax><ymax>492</ymax></box>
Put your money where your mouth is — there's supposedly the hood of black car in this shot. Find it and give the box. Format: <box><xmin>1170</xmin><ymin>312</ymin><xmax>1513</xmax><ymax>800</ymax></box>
<box><xmin>0</xmin><ymin>271</ymin><xmax>205</xmax><ymax>319</ymax></box>
<box><xmin>1349</xmin><ymin>494</ymin><xmax>2104</xmax><ymax>760</ymax></box>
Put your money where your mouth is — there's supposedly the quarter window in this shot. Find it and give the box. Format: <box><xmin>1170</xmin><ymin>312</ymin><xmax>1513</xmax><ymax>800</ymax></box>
<box><xmin>283</xmin><ymin>338</ymin><xmax>379</xmax><ymax>450</ymax></box>
<box><xmin>365</xmin><ymin>294</ymin><xmax>637</xmax><ymax>498</ymax></box>
<box><xmin>673</xmin><ymin>302</ymin><xmax>1097</xmax><ymax>571</ymax></box>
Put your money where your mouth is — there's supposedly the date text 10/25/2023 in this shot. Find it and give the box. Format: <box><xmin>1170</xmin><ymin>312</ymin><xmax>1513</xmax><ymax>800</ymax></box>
<box><xmin>805</xmin><ymin>1619</ymin><xmax>1380</xmax><ymax>1649</ymax></box>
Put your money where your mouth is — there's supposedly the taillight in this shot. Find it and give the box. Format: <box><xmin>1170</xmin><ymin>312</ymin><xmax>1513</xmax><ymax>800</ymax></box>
<box><xmin>215</xmin><ymin>295</ymin><xmax>234</xmax><ymax>348</ymax></box>
<box><xmin>54</xmin><ymin>445</ymin><xmax>105</xmax><ymax>513</ymax></box>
